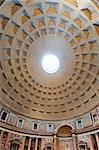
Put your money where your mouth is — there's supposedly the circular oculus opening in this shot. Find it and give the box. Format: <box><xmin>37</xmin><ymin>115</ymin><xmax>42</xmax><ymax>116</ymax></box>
<box><xmin>42</xmin><ymin>54</ymin><xmax>60</xmax><ymax>74</ymax></box>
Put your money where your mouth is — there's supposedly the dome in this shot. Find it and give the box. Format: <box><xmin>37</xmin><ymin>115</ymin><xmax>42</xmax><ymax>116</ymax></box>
<box><xmin>0</xmin><ymin>1</ymin><xmax>99</xmax><ymax>150</ymax></box>
<box><xmin>0</xmin><ymin>0</ymin><xmax>99</xmax><ymax>121</ymax></box>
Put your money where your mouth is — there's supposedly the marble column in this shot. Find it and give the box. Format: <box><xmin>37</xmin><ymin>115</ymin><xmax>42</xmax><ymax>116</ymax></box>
<box><xmin>0</xmin><ymin>130</ymin><xmax>4</xmax><ymax>149</ymax></box>
<box><xmin>72</xmin><ymin>134</ymin><xmax>77</xmax><ymax>150</ymax></box>
<box><xmin>35</xmin><ymin>138</ymin><xmax>38</xmax><ymax>150</ymax></box>
<box><xmin>4</xmin><ymin>132</ymin><xmax>10</xmax><ymax>150</ymax></box>
<box><xmin>54</xmin><ymin>135</ymin><xmax>57</xmax><ymax>150</ymax></box>
<box><xmin>41</xmin><ymin>138</ymin><xmax>44</xmax><ymax>150</ymax></box>
<box><xmin>88</xmin><ymin>135</ymin><xmax>94</xmax><ymax>150</ymax></box>
<box><xmin>28</xmin><ymin>137</ymin><xmax>32</xmax><ymax>150</ymax></box>
<box><xmin>95</xmin><ymin>133</ymin><xmax>99</xmax><ymax>149</ymax></box>
<box><xmin>20</xmin><ymin>136</ymin><xmax>26</xmax><ymax>150</ymax></box>
<box><xmin>63</xmin><ymin>140</ymin><xmax>66</xmax><ymax>150</ymax></box>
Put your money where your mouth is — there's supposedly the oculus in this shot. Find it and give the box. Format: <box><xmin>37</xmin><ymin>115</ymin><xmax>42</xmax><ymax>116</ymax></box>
<box><xmin>42</xmin><ymin>54</ymin><xmax>60</xmax><ymax>74</ymax></box>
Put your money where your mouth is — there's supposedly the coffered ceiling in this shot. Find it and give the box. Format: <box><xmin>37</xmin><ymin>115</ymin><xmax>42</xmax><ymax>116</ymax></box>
<box><xmin>0</xmin><ymin>0</ymin><xmax>99</xmax><ymax>120</ymax></box>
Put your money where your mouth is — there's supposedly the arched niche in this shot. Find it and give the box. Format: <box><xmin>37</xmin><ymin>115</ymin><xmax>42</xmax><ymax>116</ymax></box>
<box><xmin>45</xmin><ymin>142</ymin><xmax>53</xmax><ymax>150</ymax></box>
<box><xmin>56</xmin><ymin>125</ymin><xmax>72</xmax><ymax>137</ymax></box>
<box><xmin>10</xmin><ymin>139</ymin><xmax>21</xmax><ymax>150</ymax></box>
<box><xmin>78</xmin><ymin>141</ymin><xmax>88</xmax><ymax>150</ymax></box>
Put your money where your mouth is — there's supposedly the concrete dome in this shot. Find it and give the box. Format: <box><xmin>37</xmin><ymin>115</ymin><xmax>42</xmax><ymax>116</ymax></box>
<box><xmin>0</xmin><ymin>0</ymin><xmax>99</xmax><ymax>121</ymax></box>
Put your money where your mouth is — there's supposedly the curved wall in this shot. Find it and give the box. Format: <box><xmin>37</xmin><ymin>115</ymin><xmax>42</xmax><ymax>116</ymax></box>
<box><xmin>0</xmin><ymin>104</ymin><xmax>99</xmax><ymax>134</ymax></box>
<box><xmin>0</xmin><ymin>103</ymin><xmax>99</xmax><ymax>150</ymax></box>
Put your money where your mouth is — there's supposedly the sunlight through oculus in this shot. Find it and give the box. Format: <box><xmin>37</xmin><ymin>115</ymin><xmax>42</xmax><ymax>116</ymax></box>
<box><xmin>42</xmin><ymin>54</ymin><xmax>60</xmax><ymax>74</ymax></box>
